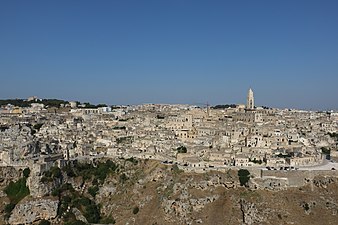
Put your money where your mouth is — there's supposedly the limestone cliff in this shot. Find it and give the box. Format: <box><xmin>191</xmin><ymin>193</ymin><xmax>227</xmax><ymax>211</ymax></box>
<box><xmin>9</xmin><ymin>197</ymin><xmax>59</xmax><ymax>224</ymax></box>
<box><xmin>1</xmin><ymin>159</ymin><xmax>338</xmax><ymax>225</ymax></box>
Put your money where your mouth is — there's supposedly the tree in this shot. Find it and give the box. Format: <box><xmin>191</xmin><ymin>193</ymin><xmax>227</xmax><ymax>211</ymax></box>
<box><xmin>238</xmin><ymin>169</ymin><xmax>250</xmax><ymax>187</ymax></box>
<box><xmin>321</xmin><ymin>147</ymin><xmax>331</xmax><ymax>155</ymax></box>
<box><xmin>23</xmin><ymin>168</ymin><xmax>31</xmax><ymax>178</ymax></box>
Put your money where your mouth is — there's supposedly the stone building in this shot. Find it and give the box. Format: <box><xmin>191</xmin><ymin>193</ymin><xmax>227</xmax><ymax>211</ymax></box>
<box><xmin>246</xmin><ymin>88</ymin><xmax>254</xmax><ymax>109</ymax></box>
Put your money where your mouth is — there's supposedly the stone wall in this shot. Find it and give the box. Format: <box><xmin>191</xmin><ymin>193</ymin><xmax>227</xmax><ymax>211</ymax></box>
<box><xmin>261</xmin><ymin>170</ymin><xmax>338</xmax><ymax>186</ymax></box>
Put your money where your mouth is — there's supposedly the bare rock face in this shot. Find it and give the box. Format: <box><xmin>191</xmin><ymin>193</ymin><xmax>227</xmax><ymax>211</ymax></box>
<box><xmin>72</xmin><ymin>207</ymin><xmax>88</xmax><ymax>223</ymax></box>
<box><xmin>96</xmin><ymin>182</ymin><xmax>116</xmax><ymax>201</ymax></box>
<box><xmin>27</xmin><ymin>175</ymin><xmax>58</xmax><ymax>197</ymax></box>
<box><xmin>240</xmin><ymin>199</ymin><xmax>264</xmax><ymax>225</ymax></box>
<box><xmin>0</xmin><ymin>166</ymin><xmax>21</xmax><ymax>187</ymax></box>
<box><xmin>8</xmin><ymin>197</ymin><xmax>59</xmax><ymax>224</ymax></box>
<box><xmin>325</xmin><ymin>199</ymin><xmax>338</xmax><ymax>215</ymax></box>
<box><xmin>0</xmin><ymin>167</ymin><xmax>21</xmax><ymax>198</ymax></box>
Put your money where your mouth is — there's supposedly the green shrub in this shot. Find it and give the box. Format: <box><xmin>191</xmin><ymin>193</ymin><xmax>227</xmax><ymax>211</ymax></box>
<box><xmin>92</xmin><ymin>178</ymin><xmax>98</xmax><ymax>185</ymax></box>
<box><xmin>64</xmin><ymin>220</ymin><xmax>87</xmax><ymax>225</ymax></box>
<box><xmin>51</xmin><ymin>188</ymin><xmax>61</xmax><ymax>197</ymax></box>
<box><xmin>321</xmin><ymin>147</ymin><xmax>331</xmax><ymax>155</ymax></box>
<box><xmin>119</xmin><ymin>173</ymin><xmax>128</xmax><ymax>183</ymax></box>
<box><xmin>88</xmin><ymin>186</ymin><xmax>99</xmax><ymax>198</ymax></box>
<box><xmin>43</xmin><ymin>166</ymin><xmax>62</xmax><ymax>180</ymax></box>
<box><xmin>328</xmin><ymin>132</ymin><xmax>338</xmax><ymax>140</ymax></box>
<box><xmin>39</xmin><ymin>220</ymin><xmax>51</xmax><ymax>225</ymax></box>
<box><xmin>112</xmin><ymin>126</ymin><xmax>126</xmax><ymax>130</ymax></box>
<box><xmin>176</xmin><ymin>146</ymin><xmax>187</xmax><ymax>153</ymax></box>
<box><xmin>100</xmin><ymin>216</ymin><xmax>116</xmax><ymax>224</ymax></box>
<box><xmin>53</xmin><ymin>182</ymin><xmax>103</xmax><ymax>224</ymax></box>
<box><xmin>41</xmin><ymin>176</ymin><xmax>51</xmax><ymax>183</ymax></box>
<box><xmin>132</xmin><ymin>206</ymin><xmax>139</xmax><ymax>214</ymax></box>
<box><xmin>62</xmin><ymin>165</ymin><xmax>76</xmax><ymax>177</ymax></box>
<box><xmin>50</xmin><ymin>166</ymin><xmax>62</xmax><ymax>178</ymax></box>
<box><xmin>69</xmin><ymin>160</ymin><xmax>117</xmax><ymax>184</ymax></box>
<box><xmin>172</xmin><ymin>165</ymin><xmax>183</xmax><ymax>174</ymax></box>
<box><xmin>126</xmin><ymin>157</ymin><xmax>138</xmax><ymax>165</ymax></box>
<box><xmin>61</xmin><ymin>183</ymin><xmax>75</xmax><ymax>192</ymax></box>
<box><xmin>73</xmin><ymin>197</ymin><xmax>100</xmax><ymax>223</ymax></box>
<box><xmin>4</xmin><ymin>203</ymin><xmax>15</xmax><ymax>214</ymax></box>
<box><xmin>84</xmin><ymin>203</ymin><xmax>100</xmax><ymax>223</ymax></box>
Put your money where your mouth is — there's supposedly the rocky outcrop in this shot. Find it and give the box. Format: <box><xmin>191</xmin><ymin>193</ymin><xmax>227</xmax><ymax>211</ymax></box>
<box><xmin>325</xmin><ymin>199</ymin><xmax>338</xmax><ymax>215</ymax></box>
<box><xmin>300</xmin><ymin>201</ymin><xmax>316</xmax><ymax>215</ymax></box>
<box><xmin>162</xmin><ymin>182</ymin><xmax>219</xmax><ymax>225</ymax></box>
<box><xmin>313</xmin><ymin>176</ymin><xmax>334</xmax><ymax>188</ymax></box>
<box><xmin>0</xmin><ymin>166</ymin><xmax>21</xmax><ymax>197</ymax></box>
<box><xmin>240</xmin><ymin>199</ymin><xmax>264</xmax><ymax>225</ymax></box>
<box><xmin>8</xmin><ymin>197</ymin><xmax>59</xmax><ymax>224</ymax></box>
<box><xmin>72</xmin><ymin>207</ymin><xmax>88</xmax><ymax>223</ymax></box>
<box><xmin>27</xmin><ymin>174</ymin><xmax>59</xmax><ymax>197</ymax></box>
<box><xmin>0</xmin><ymin>166</ymin><xmax>21</xmax><ymax>186</ymax></box>
<box><xmin>96</xmin><ymin>182</ymin><xmax>116</xmax><ymax>202</ymax></box>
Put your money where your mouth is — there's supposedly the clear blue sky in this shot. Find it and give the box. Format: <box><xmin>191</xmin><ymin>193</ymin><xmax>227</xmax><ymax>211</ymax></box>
<box><xmin>1</xmin><ymin>0</ymin><xmax>337</xmax><ymax>109</ymax></box>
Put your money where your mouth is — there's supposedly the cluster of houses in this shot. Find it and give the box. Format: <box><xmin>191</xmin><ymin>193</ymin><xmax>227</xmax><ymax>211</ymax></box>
<box><xmin>0</xmin><ymin>92</ymin><xmax>338</xmax><ymax>177</ymax></box>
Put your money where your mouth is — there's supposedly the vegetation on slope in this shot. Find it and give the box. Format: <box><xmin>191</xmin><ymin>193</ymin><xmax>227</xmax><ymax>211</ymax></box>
<box><xmin>4</xmin><ymin>168</ymin><xmax>30</xmax><ymax>219</ymax></box>
<box><xmin>41</xmin><ymin>159</ymin><xmax>132</xmax><ymax>224</ymax></box>
<box><xmin>4</xmin><ymin>175</ymin><xmax>30</xmax><ymax>204</ymax></box>
<box><xmin>0</xmin><ymin>99</ymin><xmax>69</xmax><ymax>108</ymax></box>
<box><xmin>62</xmin><ymin>159</ymin><xmax>118</xmax><ymax>184</ymax></box>
<box><xmin>53</xmin><ymin>183</ymin><xmax>102</xmax><ymax>224</ymax></box>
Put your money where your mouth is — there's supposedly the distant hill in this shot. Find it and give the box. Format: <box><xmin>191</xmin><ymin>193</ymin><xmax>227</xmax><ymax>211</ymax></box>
<box><xmin>0</xmin><ymin>98</ymin><xmax>110</xmax><ymax>109</ymax></box>
<box><xmin>0</xmin><ymin>99</ymin><xmax>69</xmax><ymax>108</ymax></box>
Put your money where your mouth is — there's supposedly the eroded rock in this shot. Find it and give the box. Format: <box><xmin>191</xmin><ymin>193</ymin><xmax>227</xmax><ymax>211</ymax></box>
<box><xmin>8</xmin><ymin>197</ymin><xmax>59</xmax><ymax>224</ymax></box>
<box><xmin>240</xmin><ymin>199</ymin><xmax>264</xmax><ymax>225</ymax></box>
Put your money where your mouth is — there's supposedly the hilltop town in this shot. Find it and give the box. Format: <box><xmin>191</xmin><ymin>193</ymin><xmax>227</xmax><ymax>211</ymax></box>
<box><xmin>1</xmin><ymin>90</ymin><xmax>338</xmax><ymax>224</ymax></box>
<box><xmin>1</xmin><ymin>90</ymin><xmax>338</xmax><ymax>172</ymax></box>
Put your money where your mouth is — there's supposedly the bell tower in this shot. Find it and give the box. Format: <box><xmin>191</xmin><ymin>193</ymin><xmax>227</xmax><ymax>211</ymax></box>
<box><xmin>246</xmin><ymin>88</ymin><xmax>254</xmax><ymax>109</ymax></box>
